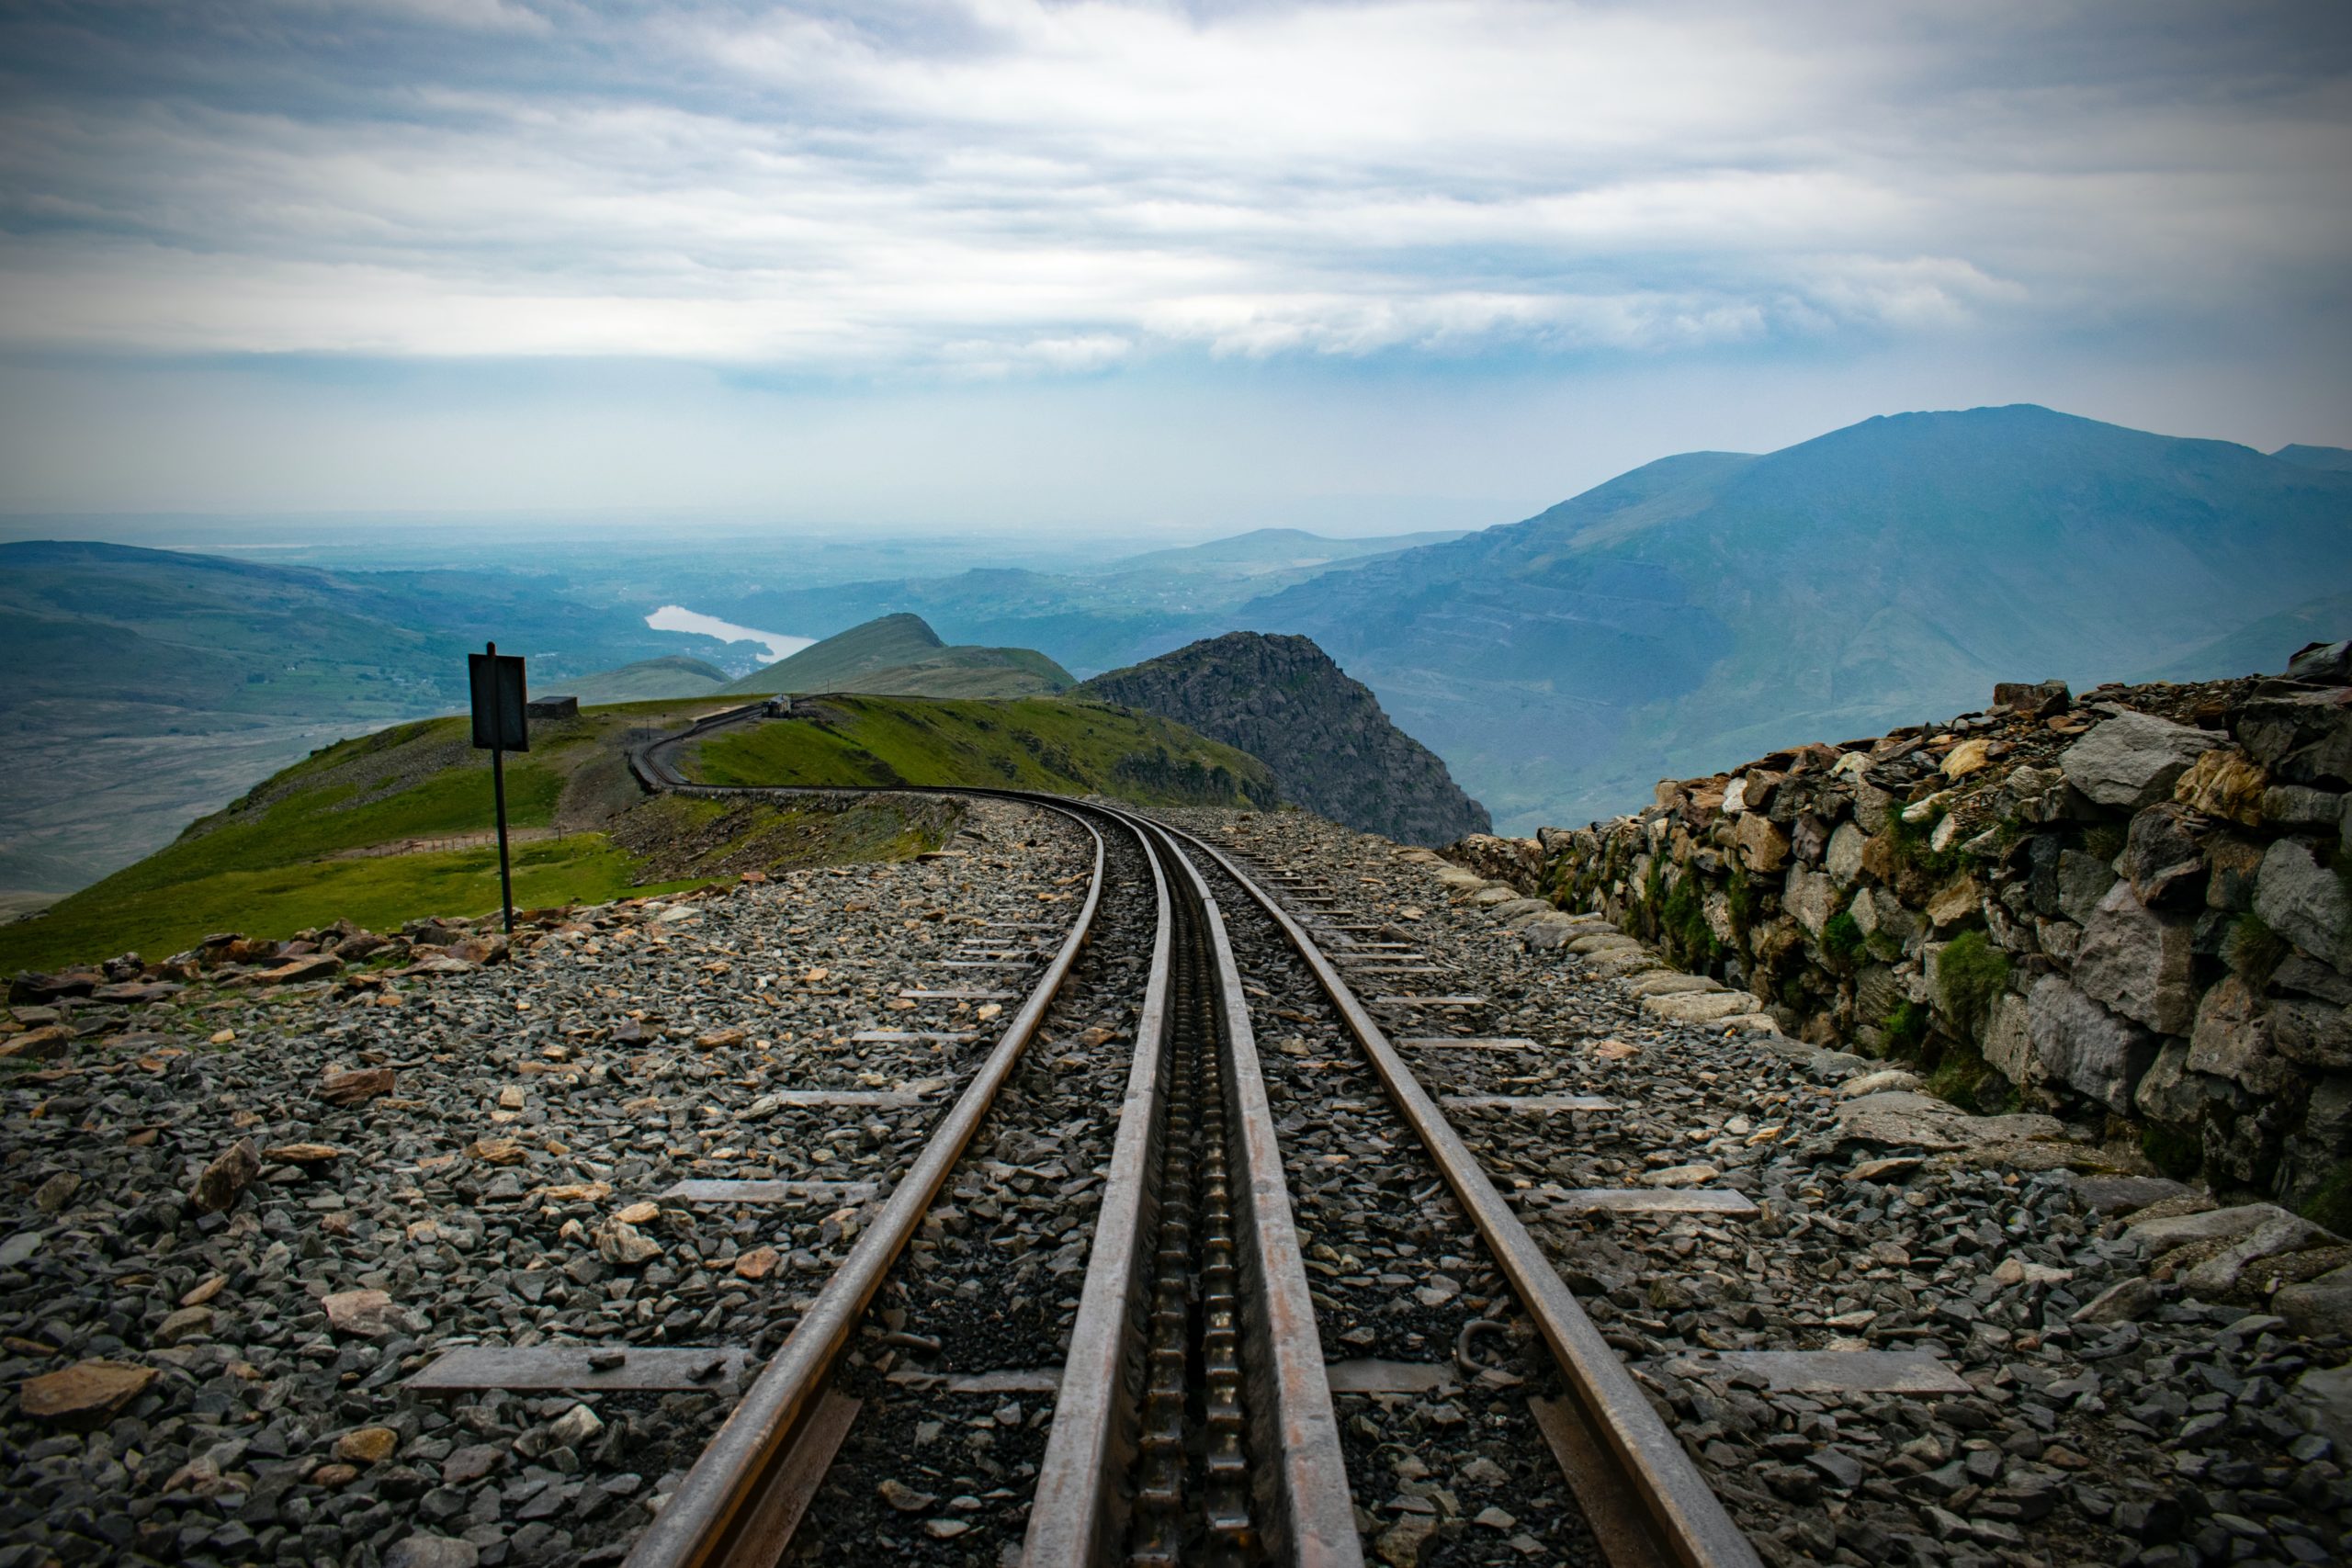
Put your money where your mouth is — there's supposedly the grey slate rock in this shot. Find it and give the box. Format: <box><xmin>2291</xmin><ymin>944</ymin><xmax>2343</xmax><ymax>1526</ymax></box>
<box><xmin>2059</xmin><ymin>710</ymin><xmax>2222</xmax><ymax>809</ymax></box>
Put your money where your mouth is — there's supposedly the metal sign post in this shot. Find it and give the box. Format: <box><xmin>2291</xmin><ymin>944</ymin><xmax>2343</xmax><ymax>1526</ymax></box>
<box><xmin>468</xmin><ymin>641</ymin><xmax>529</xmax><ymax>934</ymax></box>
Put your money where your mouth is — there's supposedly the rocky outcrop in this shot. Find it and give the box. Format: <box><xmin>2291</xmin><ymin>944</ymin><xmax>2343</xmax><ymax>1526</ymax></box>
<box><xmin>1079</xmin><ymin>632</ymin><xmax>1490</xmax><ymax>846</ymax></box>
<box><xmin>1466</xmin><ymin>640</ymin><xmax>2352</xmax><ymax>1209</ymax></box>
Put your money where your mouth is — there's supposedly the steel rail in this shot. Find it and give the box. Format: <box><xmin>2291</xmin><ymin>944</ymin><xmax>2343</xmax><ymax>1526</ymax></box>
<box><xmin>1023</xmin><ymin>807</ymin><xmax>1363</xmax><ymax>1568</ymax></box>
<box><xmin>1159</xmin><ymin>820</ymin><xmax>1765</xmax><ymax>1568</ymax></box>
<box><xmin>621</xmin><ymin>800</ymin><xmax>1109</xmax><ymax>1568</ymax></box>
<box><xmin>1129</xmin><ymin>812</ymin><xmax>1362</xmax><ymax>1568</ymax></box>
<box><xmin>617</xmin><ymin>701</ymin><xmax>1751</xmax><ymax>1567</ymax></box>
<box><xmin>1021</xmin><ymin>808</ymin><xmax>1177</xmax><ymax>1567</ymax></box>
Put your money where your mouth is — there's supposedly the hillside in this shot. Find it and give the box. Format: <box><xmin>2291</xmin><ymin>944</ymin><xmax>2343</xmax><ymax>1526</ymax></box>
<box><xmin>1078</xmin><ymin>633</ymin><xmax>1488</xmax><ymax>845</ymax></box>
<box><xmin>545</xmin><ymin>655</ymin><xmax>729</xmax><ymax>704</ymax></box>
<box><xmin>0</xmin><ymin>692</ymin><xmax>1268</xmax><ymax>973</ymax></box>
<box><xmin>722</xmin><ymin>613</ymin><xmax>1076</xmax><ymax>698</ymax></box>
<box><xmin>685</xmin><ymin>694</ymin><xmax>1277</xmax><ymax>807</ymax></box>
<box><xmin>1239</xmin><ymin>405</ymin><xmax>2352</xmax><ymax>832</ymax></box>
<box><xmin>0</xmin><ymin>540</ymin><xmax>765</xmax><ymax>900</ymax></box>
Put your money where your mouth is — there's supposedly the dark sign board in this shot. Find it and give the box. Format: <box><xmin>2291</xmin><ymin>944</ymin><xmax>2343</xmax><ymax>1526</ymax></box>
<box><xmin>469</xmin><ymin>648</ymin><xmax>529</xmax><ymax>752</ymax></box>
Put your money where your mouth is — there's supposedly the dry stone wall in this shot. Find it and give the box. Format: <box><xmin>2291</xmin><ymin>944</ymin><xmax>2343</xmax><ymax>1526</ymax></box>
<box><xmin>1456</xmin><ymin>641</ymin><xmax>2352</xmax><ymax>1216</ymax></box>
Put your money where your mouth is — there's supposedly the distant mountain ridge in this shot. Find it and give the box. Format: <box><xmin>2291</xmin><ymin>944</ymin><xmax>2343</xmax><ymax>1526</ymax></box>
<box><xmin>543</xmin><ymin>655</ymin><xmax>729</xmax><ymax>705</ymax></box>
<box><xmin>721</xmin><ymin>613</ymin><xmax>1075</xmax><ymax>698</ymax></box>
<box><xmin>1079</xmin><ymin>632</ymin><xmax>1490</xmax><ymax>845</ymax></box>
<box><xmin>714</xmin><ymin>529</ymin><xmax>1469</xmax><ymax>676</ymax></box>
<box><xmin>1237</xmin><ymin>404</ymin><xmax>2352</xmax><ymax>832</ymax></box>
<box><xmin>2276</xmin><ymin>444</ymin><xmax>2352</xmax><ymax>472</ymax></box>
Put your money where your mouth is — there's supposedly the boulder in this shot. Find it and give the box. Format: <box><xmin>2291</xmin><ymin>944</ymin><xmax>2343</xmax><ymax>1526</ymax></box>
<box><xmin>2056</xmin><ymin>850</ymin><xmax>2118</xmax><ymax>925</ymax></box>
<box><xmin>2183</xmin><ymin>1213</ymin><xmax>2339</xmax><ymax>1300</ymax></box>
<box><xmin>1735</xmin><ymin>812</ymin><xmax>1788</xmax><ymax>874</ymax></box>
<box><xmin>2029</xmin><ymin>974</ymin><xmax>2157</xmax><ymax>1112</ymax></box>
<box><xmin>1982</xmin><ymin>990</ymin><xmax>2034</xmax><ymax>1086</ymax></box>
<box><xmin>2253</xmin><ymin>837</ymin><xmax>2351</xmax><ymax>969</ymax></box>
<box><xmin>2236</xmin><ymin>685</ymin><xmax>2352</xmax><ymax>788</ymax></box>
<box><xmin>1642</xmin><ymin>990</ymin><xmax>1766</xmax><ymax>1024</ymax></box>
<box><xmin>2074</xmin><ymin>880</ymin><xmax>2198</xmax><ymax>1034</ymax></box>
<box><xmin>2288</xmin><ymin>639</ymin><xmax>2352</xmax><ymax>684</ymax></box>
<box><xmin>1925</xmin><ymin>874</ymin><xmax>1983</xmax><ymax>930</ymax></box>
<box><xmin>1825</xmin><ymin>821</ymin><xmax>1867</xmax><ymax>886</ymax></box>
<box><xmin>2134</xmin><ymin>1039</ymin><xmax>2231</xmax><ymax>1124</ymax></box>
<box><xmin>2127</xmin><ymin>1201</ymin><xmax>2290</xmax><ymax>1250</ymax></box>
<box><xmin>2185</xmin><ymin>976</ymin><xmax>2296</xmax><ymax>1095</ymax></box>
<box><xmin>2116</xmin><ymin>804</ymin><xmax>2207</xmax><ymax>907</ymax></box>
<box><xmin>320</xmin><ymin>1066</ymin><xmax>397</xmax><ymax>1105</ymax></box>
<box><xmin>2261</xmin><ymin>784</ymin><xmax>2346</xmax><ymax>829</ymax></box>
<box><xmin>2275</xmin><ymin>1264</ymin><xmax>2352</xmax><ymax>1339</ymax></box>
<box><xmin>1832</xmin><ymin>1090</ymin><xmax>2065</xmax><ymax>1153</ymax></box>
<box><xmin>2172</xmin><ymin>747</ymin><xmax>2268</xmax><ymax>826</ymax></box>
<box><xmin>2274</xmin><ymin>995</ymin><xmax>2352</xmax><ymax>1070</ymax></box>
<box><xmin>2289</xmin><ymin>1363</ymin><xmax>2352</xmax><ymax>1462</ymax></box>
<box><xmin>1994</xmin><ymin>679</ymin><xmax>2072</xmax><ymax>715</ymax></box>
<box><xmin>2204</xmin><ymin>835</ymin><xmax>2267</xmax><ymax>912</ymax></box>
<box><xmin>2060</xmin><ymin>710</ymin><xmax>2222</xmax><ymax>809</ymax></box>
<box><xmin>2068</xmin><ymin>1175</ymin><xmax>2192</xmax><ymax>1214</ymax></box>
<box><xmin>322</xmin><ymin>1289</ymin><xmax>408</xmax><ymax>1338</ymax></box>
<box><xmin>1783</xmin><ymin>865</ymin><xmax>1838</xmax><ymax>937</ymax></box>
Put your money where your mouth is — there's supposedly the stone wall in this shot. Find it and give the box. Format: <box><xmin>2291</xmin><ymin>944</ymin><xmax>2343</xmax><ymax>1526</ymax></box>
<box><xmin>1461</xmin><ymin>641</ymin><xmax>2352</xmax><ymax>1213</ymax></box>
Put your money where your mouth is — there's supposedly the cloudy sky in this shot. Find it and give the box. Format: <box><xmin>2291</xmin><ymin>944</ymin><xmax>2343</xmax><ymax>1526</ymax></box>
<box><xmin>2</xmin><ymin>0</ymin><xmax>2347</xmax><ymax>531</ymax></box>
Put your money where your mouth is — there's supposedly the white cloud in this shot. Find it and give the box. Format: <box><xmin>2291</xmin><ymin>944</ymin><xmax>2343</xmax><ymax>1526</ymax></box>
<box><xmin>0</xmin><ymin>0</ymin><xmax>2344</xmax><ymax>374</ymax></box>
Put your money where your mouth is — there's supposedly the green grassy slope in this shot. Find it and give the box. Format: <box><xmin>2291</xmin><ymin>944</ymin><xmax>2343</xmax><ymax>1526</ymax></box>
<box><xmin>0</xmin><ymin>689</ymin><xmax>1267</xmax><ymax>972</ymax></box>
<box><xmin>722</xmin><ymin>613</ymin><xmax>1076</xmax><ymax>697</ymax></box>
<box><xmin>686</xmin><ymin>694</ymin><xmax>1278</xmax><ymax>807</ymax></box>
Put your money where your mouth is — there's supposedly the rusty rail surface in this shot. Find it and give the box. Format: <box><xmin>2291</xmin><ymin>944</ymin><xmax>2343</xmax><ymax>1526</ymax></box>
<box><xmin>1160</xmin><ymin>819</ymin><xmax>1765</xmax><ymax>1568</ymax></box>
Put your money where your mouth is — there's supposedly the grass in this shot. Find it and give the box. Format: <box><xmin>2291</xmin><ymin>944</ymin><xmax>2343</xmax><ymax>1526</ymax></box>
<box><xmin>688</xmin><ymin>695</ymin><xmax>1275</xmax><ymax>807</ymax></box>
<box><xmin>1</xmin><ymin>835</ymin><xmax>693</xmax><ymax>970</ymax></box>
<box><xmin>2302</xmin><ymin>1159</ymin><xmax>2352</xmax><ymax>1236</ymax></box>
<box><xmin>1881</xmin><ymin>1001</ymin><xmax>1929</xmax><ymax>1057</ymax></box>
<box><xmin>2223</xmin><ymin>912</ymin><xmax>2290</xmax><ymax>988</ymax></box>
<box><xmin>1935</xmin><ymin>931</ymin><xmax>2011</xmax><ymax>1039</ymax></box>
<box><xmin>1</xmin><ymin>690</ymin><xmax>1266</xmax><ymax>974</ymax></box>
<box><xmin>1822</xmin><ymin>909</ymin><xmax>1866</xmax><ymax>964</ymax></box>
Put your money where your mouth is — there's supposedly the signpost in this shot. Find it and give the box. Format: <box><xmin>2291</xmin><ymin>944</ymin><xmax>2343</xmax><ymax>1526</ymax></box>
<box><xmin>468</xmin><ymin>642</ymin><xmax>528</xmax><ymax>935</ymax></box>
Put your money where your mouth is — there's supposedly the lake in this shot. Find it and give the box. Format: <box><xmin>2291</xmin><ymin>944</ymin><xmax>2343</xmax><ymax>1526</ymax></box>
<box><xmin>644</xmin><ymin>605</ymin><xmax>814</xmax><ymax>664</ymax></box>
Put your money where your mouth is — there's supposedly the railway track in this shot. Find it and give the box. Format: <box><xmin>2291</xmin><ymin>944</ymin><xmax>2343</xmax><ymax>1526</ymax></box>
<box><xmin>611</xmin><ymin>708</ymin><xmax>1759</xmax><ymax>1568</ymax></box>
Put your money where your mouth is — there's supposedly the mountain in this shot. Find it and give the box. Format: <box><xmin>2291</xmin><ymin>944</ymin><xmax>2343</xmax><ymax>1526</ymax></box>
<box><xmin>1095</xmin><ymin>527</ymin><xmax>1467</xmax><ymax>577</ymax></box>
<box><xmin>712</xmin><ymin>529</ymin><xmax>1468</xmax><ymax>678</ymax></box>
<box><xmin>721</xmin><ymin>613</ymin><xmax>1076</xmax><ymax>698</ymax></box>
<box><xmin>1078</xmin><ymin>632</ymin><xmax>1490</xmax><ymax>846</ymax></box>
<box><xmin>2276</xmin><ymin>444</ymin><xmax>2352</xmax><ymax>471</ymax></box>
<box><xmin>543</xmin><ymin>655</ymin><xmax>729</xmax><ymax>705</ymax></box>
<box><xmin>0</xmin><ymin>539</ymin><xmax>741</xmax><ymax>901</ymax></box>
<box><xmin>1238</xmin><ymin>405</ymin><xmax>2352</xmax><ymax>833</ymax></box>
